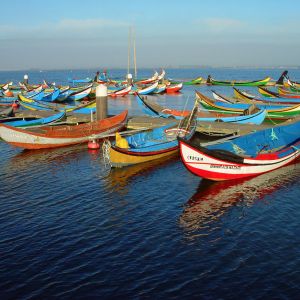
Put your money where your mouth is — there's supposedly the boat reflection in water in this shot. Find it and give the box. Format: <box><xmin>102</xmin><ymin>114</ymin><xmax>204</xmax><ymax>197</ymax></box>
<box><xmin>105</xmin><ymin>154</ymin><xmax>179</xmax><ymax>193</ymax></box>
<box><xmin>180</xmin><ymin>161</ymin><xmax>300</xmax><ymax>232</ymax></box>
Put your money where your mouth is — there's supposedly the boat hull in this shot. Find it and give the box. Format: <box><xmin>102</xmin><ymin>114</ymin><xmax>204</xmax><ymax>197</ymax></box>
<box><xmin>0</xmin><ymin>110</ymin><xmax>128</xmax><ymax>149</ymax></box>
<box><xmin>179</xmin><ymin>140</ymin><xmax>300</xmax><ymax>181</ymax></box>
<box><xmin>109</xmin><ymin>146</ymin><xmax>179</xmax><ymax>167</ymax></box>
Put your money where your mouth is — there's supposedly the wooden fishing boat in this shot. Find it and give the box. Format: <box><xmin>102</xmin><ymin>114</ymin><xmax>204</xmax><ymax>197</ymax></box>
<box><xmin>170</xmin><ymin>76</ymin><xmax>203</xmax><ymax>85</ymax></box>
<box><xmin>108</xmin><ymin>85</ymin><xmax>132</xmax><ymax>97</ymax></box>
<box><xmin>236</xmin><ymin>87</ymin><xmax>300</xmax><ymax>105</ymax></box>
<box><xmin>209</xmin><ymin>76</ymin><xmax>271</xmax><ymax>86</ymax></box>
<box><xmin>258</xmin><ymin>86</ymin><xmax>279</xmax><ymax>98</ymax></box>
<box><xmin>178</xmin><ymin>116</ymin><xmax>300</xmax><ymax>181</ymax></box>
<box><xmin>136</xmin><ymin>94</ymin><xmax>266</xmax><ymax>125</ymax></box>
<box><xmin>135</xmin><ymin>81</ymin><xmax>158</xmax><ymax>95</ymax></box>
<box><xmin>153</xmin><ymin>84</ymin><xmax>167</xmax><ymax>94</ymax></box>
<box><xmin>278</xmin><ymin>87</ymin><xmax>300</xmax><ymax>99</ymax></box>
<box><xmin>107</xmin><ymin>107</ymin><xmax>198</xmax><ymax>167</ymax></box>
<box><xmin>18</xmin><ymin>94</ymin><xmax>96</xmax><ymax>114</ymax></box>
<box><xmin>166</xmin><ymin>83</ymin><xmax>183</xmax><ymax>93</ymax></box>
<box><xmin>134</xmin><ymin>71</ymin><xmax>158</xmax><ymax>85</ymax></box>
<box><xmin>66</xmin><ymin>85</ymin><xmax>92</xmax><ymax>101</ymax></box>
<box><xmin>0</xmin><ymin>111</ymin><xmax>66</xmax><ymax>127</ymax></box>
<box><xmin>56</xmin><ymin>87</ymin><xmax>72</xmax><ymax>102</ymax></box>
<box><xmin>233</xmin><ymin>87</ymin><xmax>255</xmax><ymax>101</ymax></box>
<box><xmin>157</xmin><ymin>69</ymin><xmax>166</xmax><ymax>81</ymax></box>
<box><xmin>41</xmin><ymin>88</ymin><xmax>60</xmax><ymax>102</ymax></box>
<box><xmin>196</xmin><ymin>90</ymin><xmax>300</xmax><ymax>120</ymax></box>
<box><xmin>68</xmin><ymin>77</ymin><xmax>93</xmax><ymax>85</ymax></box>
<box><xmin>0</xmin><ymin>110</ymin><xmax>128</xmax><ymax>149</ymax></box>
<box><xmin>211</xmin><ymin>90</ymin><xmax>235</xmax><ymax>103</ymax></box>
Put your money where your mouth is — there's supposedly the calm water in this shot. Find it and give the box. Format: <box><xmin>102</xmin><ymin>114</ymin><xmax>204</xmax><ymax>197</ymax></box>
<box><xmin>1</xmin><ymin>68</ymin><xmax>300</xmax><ymax>299</ymax></box>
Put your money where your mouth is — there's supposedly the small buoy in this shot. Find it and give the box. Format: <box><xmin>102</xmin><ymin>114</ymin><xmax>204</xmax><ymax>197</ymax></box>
<box><xmin>12</xmin><ymin>102</ymin><xmax>19</xmax><ymax>109</ymax></box>
<box><xmin>88</xmin><ymin>139</ymin><xmax>100</xmax><ymax>150</ymax></box>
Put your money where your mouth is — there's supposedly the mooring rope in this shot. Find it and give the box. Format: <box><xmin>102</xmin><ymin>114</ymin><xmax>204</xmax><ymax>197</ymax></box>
<box><xmin>102</xmin><ymin>139</ymin><xmax>112</xmax><ymax>169</ymax></box>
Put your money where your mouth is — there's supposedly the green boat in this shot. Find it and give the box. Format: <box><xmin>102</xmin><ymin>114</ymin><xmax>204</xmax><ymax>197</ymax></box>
<box><xmin>195</xmin><ymin>91</ymin><xmax>300</xmax><ymax>123</ymax></box>
<box><xmin>207</xmin><ymin>76</ymin><xmax>271</xmax><ymax>86</ymax></box>
<box><xmin>170</xmin><ymin>76</ymin><xmax>203</xmax><ymax>85</ymax></box>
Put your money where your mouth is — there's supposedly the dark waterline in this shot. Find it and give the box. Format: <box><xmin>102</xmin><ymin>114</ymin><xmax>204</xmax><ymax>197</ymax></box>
<box><xmin>1</xmin><ymin>68</ymin><xmax>300</xmax><ymax>299</ymax></box>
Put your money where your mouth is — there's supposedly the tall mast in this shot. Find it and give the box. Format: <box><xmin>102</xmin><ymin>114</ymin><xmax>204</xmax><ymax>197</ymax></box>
<box><xmin>127</xmin><ymin>27</ymin><xmax>132</xmax><ymax>75</ymax></box>
<box><xmin>133</xmin><ymin>27</ymin><xmax>137</xmax><ymax>79</ymax></box>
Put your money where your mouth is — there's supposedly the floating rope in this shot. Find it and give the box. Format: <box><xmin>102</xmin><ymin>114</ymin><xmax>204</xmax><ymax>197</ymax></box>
<box><xmin>102</xmin><ymin>139</ymin><xmax>112</xmax><ymax>169</ymax></box>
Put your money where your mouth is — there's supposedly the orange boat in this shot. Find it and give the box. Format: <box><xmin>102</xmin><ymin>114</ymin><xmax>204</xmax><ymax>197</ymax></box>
<box><xmin>0</xmin><ymin>110</ymin><xmax>128</xmax><ymax>149</ymax></box>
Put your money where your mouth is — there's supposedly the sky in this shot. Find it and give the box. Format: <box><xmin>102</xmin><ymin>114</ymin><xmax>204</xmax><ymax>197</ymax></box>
<box><xmin>0</xmin><ymin>0</ymin><xmax>300</xmax><ymax>70</ymax></box>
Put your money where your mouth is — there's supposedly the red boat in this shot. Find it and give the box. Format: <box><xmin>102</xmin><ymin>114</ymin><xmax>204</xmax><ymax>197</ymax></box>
<box><xmin>166</xmin><ymin>83</ymin><xmax>183</xmax><ymax>93</ymax></box>
<box><xmin>178</xmin><ymin>117</ymin><xmax>300</xmax><ymax>181</ymax></box>
<box><xmin>108</xmin><ymin>85</ymin><xmax>132</xmax><ymax>97</ymax></box>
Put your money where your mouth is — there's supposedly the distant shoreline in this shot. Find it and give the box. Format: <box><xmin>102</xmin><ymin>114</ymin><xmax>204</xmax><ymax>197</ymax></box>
<box><xmin>0</xmin><ymin>66</ymin><xmax>299</xmax><ymax>72</ymax></box>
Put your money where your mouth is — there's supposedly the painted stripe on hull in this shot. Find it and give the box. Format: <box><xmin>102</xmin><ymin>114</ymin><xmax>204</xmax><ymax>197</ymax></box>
<box><xmin>180</xmin><ymin>142</ymin><xmax>300</xmax><ymax>181</ymax></box>
<box><xmin>109</xmin><ymin>146</ymin><xmax>178</xmax><ymax>167</ymax></box>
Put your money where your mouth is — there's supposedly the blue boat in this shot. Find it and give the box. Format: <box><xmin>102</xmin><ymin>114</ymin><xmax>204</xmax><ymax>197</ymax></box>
<box><xmin>108</xmin><ymin>107</ymin><xmax>199</xmax><ymax>167</ymax></box>
<box><xmin>41</xmin><ymin>88</ymin><xmax>60</xmax><ymax>102</ymax></box>
<box><xmin>68</xmin><ymin>77</ymin><xmax>93</xmax><ymax>85</ymax></box>
<box><xmin>0</xmin><ymin>111</ymin><xmax>66</xmax><ymax>127</ymax></box>
<box><xmin>136</xmin><ymin>94</ymin><xmax>266</xmax><ymax>125</ymax></box>
<box><xmin>66</xmin><ymin>85</ymin><xmax>93</xmax><ymax>101</ymax></box>
<box><xmin>18</xmin><ymin>94</ymin><xmax>96</xmax><ymax>114</ymax></box>
<box><xmin>56</xmin><ymin>87</ymin><xmax>72</xmax><ymax>102</ymax></box>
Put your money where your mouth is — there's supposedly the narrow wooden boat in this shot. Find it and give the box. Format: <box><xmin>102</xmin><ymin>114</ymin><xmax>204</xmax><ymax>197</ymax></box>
<box><xmin>56</xmin><ymin>87</ymin><xmax>72</xmax><ymax>102</ymax></box>
<box><xmin>135</xmin><ymin>81</ymin><xmax>158</xmax><ymax>95</ymax></box>
<box><xmin>68</xmin><ymin>77</ymin><xmax>93</xmax><ymax>85</ymax></box>
<box><xmin>18</xmin><ymin>94</ymin><xmax>96</xmax><ymax>114</ymax></box>
<box><xmin>0</xmin><ymin>111</ymin><xmax>66</xmax><ymax>127</ymax></box>
<box><xmin>134</xmin><ymin>71</ymin><xmax>158</xmax><ymax>85</ymax></box>
<box><xmin>153</xmin><ymin>84</ymin><xmax>167</xmax><ymax>94</ymax></box>
<box><xmin>157</xmin><ymin>69</ymin><xmax>166</xmax><ymax>81</ymax></box>
<box><xmin>184</xmin><ymin>76</ymin><xmax>203</xmax><ymax>85</ymax></box>
<box><xmin>236</xmin><ymin>87</ymin><xmax>300</xmax><ymax>105</ymax></box>
<box><xmin>66</xmin><ymin>85</ymin><xmax>92</xmax><ymax>101</ymax></box>
<box><xmin>0</xmin><ymin>110</ymin><xmax>128</xmax><ymax>149</ymax></box>
<box><xmin>233</xmin><ymin>87</ymin><xmax>255</xmax><ymax>102</ymax></box>
<box><xmin>108</xmin><ymin>85</ymin><xmax>132</xmax><ymax>97</ymax></box>
<box><xmin>196</xmin><ymin>90</ymin><xmax>300</xmax><ymax>119</ymax></box>
<box><xmin>170</xmin><ymin>76</ymin><xmax>203</xmax><ymax>85</ymax></box>
<box><xmin>258</xmin><ymin>86</ymin><xmax>279</xmax><ymax>98</ymax></box>
<box><xmin>211</xmin><ymin>90</ymin><xmax>235</xmax><ymax>103</ymax></box>
<box><xmin>136</xmin><ymin>94</ymin><xmax>266</xmax><ymax>125</ymax></box>
<box><xmin>178</xmin><ymin>117</ymin><xmax>300</xmax><ymax>181</ymax></box>
<box><xmin>108</xmin><ymin>108</ymin><xmax>198</xmax><ymax>167</ymax></box>
<box><xmin>166</xmin><ymin>83</ymin><xmax>183</xmax><ymax>93</ymax></box>
<box><xmin>40</xmin><ymin>88</ymin><xmax>60</xmax><ymax>102</ymax></box>
<box><xmin>209</xmin><ymin>76</ymin><xmax>271</xmax><ymax>86</ymax></box>
<box><xmin>278</xmin><ymin>87</ymin><xmax>300</xmax><ymax>99</ymax></box>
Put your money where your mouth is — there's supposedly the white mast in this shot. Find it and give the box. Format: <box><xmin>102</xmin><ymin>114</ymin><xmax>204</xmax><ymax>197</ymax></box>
<box><xmin>133</xmin><ymin>27</ymin><xmax>137</xmax><ymax>79</ymax></box>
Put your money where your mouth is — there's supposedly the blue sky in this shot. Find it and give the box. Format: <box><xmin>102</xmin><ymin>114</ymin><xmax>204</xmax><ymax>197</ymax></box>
<box><xmin>0</xmin><ymin>0</ymin><xmax>299</xmax><ymax>70</ymax></box>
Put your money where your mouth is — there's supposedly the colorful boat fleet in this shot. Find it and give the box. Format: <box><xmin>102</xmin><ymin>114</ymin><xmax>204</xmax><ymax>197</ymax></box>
<box><xmin>1</xmin><ymin>69</ymin><xmax>300</xmax><ymax>183</ymax></box>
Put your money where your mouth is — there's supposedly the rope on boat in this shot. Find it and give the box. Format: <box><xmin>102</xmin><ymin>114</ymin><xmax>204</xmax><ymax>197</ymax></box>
<box><xmin>270</xmin><ymin>128</ymin><xmax>278</xmax><ymax>140</ymax></box>
<box><xmin>230</xmin><ymin>142</ymin><xmax>246</xmax><ymax>155</ymax></box>
<box><xmin>102</xmin><ymin>139</ymin><xmax>112</xmax><ymax>169</ymax></box>
<box><xmin>266</xmin><ymin>115</ymin><xmax>279</xmax><ymax>125</ymax></box>
<box><xmin>177</xmin><ymin>96</ymin><xmax>190</xmax><ymax>130</ymax></box>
